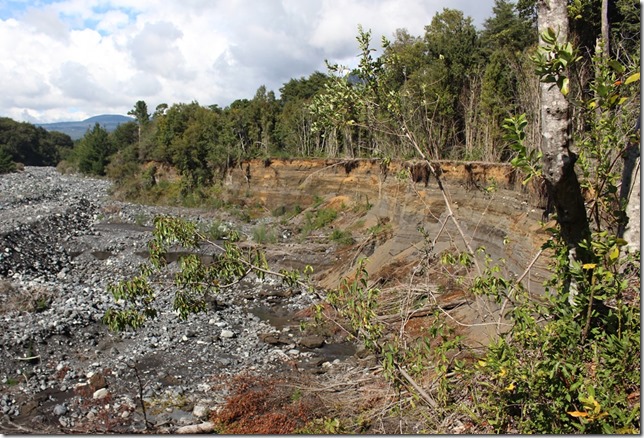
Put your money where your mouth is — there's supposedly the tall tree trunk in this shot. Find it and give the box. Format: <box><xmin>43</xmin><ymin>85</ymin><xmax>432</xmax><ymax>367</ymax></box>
<box><xmin>622</xmin><ymin>159</ymin><xmax>640</xmax><ymax>253</ymax></box>
<box><xmin>537</xmin><ymin>0</ymin><xmax>591</xmax><ymax>252</ymax></box>
<box><xmin>619</xmin><ymin>118</ymin><xmax>641</xmax><ymax>253</ymax></box>
<box><xmin>601</xmin><ymin>0</ymin><xmax>610</xmax><ymax>58</ymax></box>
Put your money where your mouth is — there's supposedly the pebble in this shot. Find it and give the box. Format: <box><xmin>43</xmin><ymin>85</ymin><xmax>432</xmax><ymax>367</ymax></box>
<box><xmin>192</xmin><ymin>404</ymin><xmax>208</xmax><ymax>418</ymax></box>
<box><xmin>93</xmin><ymin>388</ymin><xmax>109</xmax><ymax>399</ymax></box>
<box><xmin>220</xmin><ymin>329</ymin><xmax>235</xmax><ymax>339</ymax></box>
<box><xmin>53</xmin><ymin>404</ymin><xmax>67</xmax><ymax>416</ymax></box>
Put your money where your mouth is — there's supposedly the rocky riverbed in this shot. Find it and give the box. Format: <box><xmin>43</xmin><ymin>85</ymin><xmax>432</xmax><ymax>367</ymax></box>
<box><xmin>0</xmin><ymin>167</ymin><xmax>358</xmax><ymax>434</ymax></box>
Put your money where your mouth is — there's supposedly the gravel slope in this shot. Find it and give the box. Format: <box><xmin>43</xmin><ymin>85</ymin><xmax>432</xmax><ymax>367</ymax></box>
<box><xmin>0</xmin><ymin>167</ymin><xmax>341</xmax><ymax>433</ymax></box>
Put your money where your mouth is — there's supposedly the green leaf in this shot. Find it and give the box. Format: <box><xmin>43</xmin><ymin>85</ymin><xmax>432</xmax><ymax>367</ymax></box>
<box><xmin>559</xmin><ymin>77</ymin><xmax>570</xmax><ymax>96</ymax></box>
<box><xmin>608</xmin><ymin>245</ymin><xmax>619</xmax><ymax>261</ymax></box>
<box><xmin>608</xmin><ymin>60</ymin><xmax>625</xmax><ymax>74</ymax></box>
<box><xmin>624</xmin><ymin>72</ymin><xmax>640</xmax><ymax>85</ymax></box>
<box><xmin>542</xmin><ymin>27</ymin><xmax>557</xmax><ymax>44</ymax></box>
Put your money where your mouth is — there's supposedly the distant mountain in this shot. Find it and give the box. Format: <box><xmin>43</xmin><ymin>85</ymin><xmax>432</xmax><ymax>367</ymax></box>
<box><xmin>37</xmin><ymin>114</ymin><xmax>135</xmax><ymax>140</ymax></box>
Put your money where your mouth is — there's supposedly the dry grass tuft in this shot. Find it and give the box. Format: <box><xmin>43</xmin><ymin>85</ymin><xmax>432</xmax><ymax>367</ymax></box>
<box><xmin>0</xmin><ymin>281</ymin><xmax>55</xmax><ymax>314</ymax></box>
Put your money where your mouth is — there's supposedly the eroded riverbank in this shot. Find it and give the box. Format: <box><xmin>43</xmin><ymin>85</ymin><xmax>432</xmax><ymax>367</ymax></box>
<box><xmin>0</xmin><ymin>162</ymin><xmax>550</xmax><ymax>434</ymax></box>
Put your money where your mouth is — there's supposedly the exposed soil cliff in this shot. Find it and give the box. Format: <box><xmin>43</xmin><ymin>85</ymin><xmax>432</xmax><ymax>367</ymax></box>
<box><xmin>223</xmin><ymin>158</ymin><xmax>552</xmax><ymax>347</ymax></box>
<box><xmin>224</xmin><ymin>159</ymin><xmax>549</xmax><ymax>281</ymax></box>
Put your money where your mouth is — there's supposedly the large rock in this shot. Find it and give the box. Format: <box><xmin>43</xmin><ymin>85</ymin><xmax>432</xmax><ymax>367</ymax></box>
<box><xmin>299</xmin><ymin>335</ymin><xmax>325</xmax><ymax>349</ymax></box>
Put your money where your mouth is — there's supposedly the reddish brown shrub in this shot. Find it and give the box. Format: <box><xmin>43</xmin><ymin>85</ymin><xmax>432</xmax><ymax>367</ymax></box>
<box><xmin>210</xmin><ymin>373</ymin><xmax>323</xmax><ymax>434</ymax></box>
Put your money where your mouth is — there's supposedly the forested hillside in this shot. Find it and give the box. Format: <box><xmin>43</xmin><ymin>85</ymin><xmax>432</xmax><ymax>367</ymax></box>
<box><xmin>0</xmin><ymin>118</ymin><xmax>73</xmax><ymax>173</ymax></box>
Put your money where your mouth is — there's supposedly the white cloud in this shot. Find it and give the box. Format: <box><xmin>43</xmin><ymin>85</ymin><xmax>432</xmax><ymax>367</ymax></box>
<box><xmin>122</xmin><ymin>71</ymin><xmax>163</xmax><ymax>98</ymax></box>
<box><xmin>22</xmin><ymin>7</ymin><xmax>70</xmax><ymax>42</ymax></box>
<box><xmin>53</xmin><ymin>60</ymin><xmax>106</xmax><ymax>101</ymax></box>
<box><xmin>128</xmin><ymin>21</ymin><xmax>194</xmax><ymax>81</ymax></box>
<box><xmin>95</xmin><ymin>9</ymin><xmax>131</xmax><ymax>34</ymax></box>
<box><xmin>0</xmin><ymin>0</ymin><xmax>495</xmax><ymax>123</ymax></box>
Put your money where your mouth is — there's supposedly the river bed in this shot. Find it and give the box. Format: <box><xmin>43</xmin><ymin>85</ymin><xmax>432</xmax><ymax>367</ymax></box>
<box><xmin>0</xmin><ymin>167</ymin><xmax>360</xmax><ymax>434</ymax></box>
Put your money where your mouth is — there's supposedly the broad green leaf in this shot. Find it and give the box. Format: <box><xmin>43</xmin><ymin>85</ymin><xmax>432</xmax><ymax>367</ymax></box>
<box><xmin>608</xmin><ymin>59</ymin><xmax>625</xmax><ymax>73</ymax></box>
<box><xmin>624</xmin><ymin>72</ymin><xmax>640</xmax><ymax>85</ymax></box>
<box><xmin>609</xmin><ymin>246</ymin><xmax>619</xmax><ymax>261</ymax></box>
<box><xmin>560</xmin><ymin>77</ymin><xmax>570</xmax><ymax>96</ymax></box>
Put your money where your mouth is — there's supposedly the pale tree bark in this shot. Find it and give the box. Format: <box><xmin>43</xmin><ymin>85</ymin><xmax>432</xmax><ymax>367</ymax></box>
<box><xmin>620</xmin><ymin>118</ymin><xmax>641</xmax><ymax>253</ymax></box>
<box><xmin>622</xmin><ymin>161</ymin><xmax>640</xmax><ymax>253</ymax></box>
<box><xmin>601</xmin><ymin>0</ymin><xmax>609</xmax><ymax>58</ymax></box>
<box><xmin>537</xmin><ymin>0</ymin><xmax>591</xmax><ymax>253</ymax></box>
<box><xmin>594</xmin><ymin>0</ymin><xmax>609</xmax><ymax>108</ymax></box>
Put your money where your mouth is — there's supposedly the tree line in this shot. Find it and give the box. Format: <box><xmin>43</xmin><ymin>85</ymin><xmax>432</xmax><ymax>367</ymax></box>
<box><xmin>1</xmin><ymin>0</ymin><xmax>639</xmax><ymax>190</ymax></box>
<box><xmin>0</xmin><ymin>118</ymin><xmax>73</xmax><ymax>173</ymax></box>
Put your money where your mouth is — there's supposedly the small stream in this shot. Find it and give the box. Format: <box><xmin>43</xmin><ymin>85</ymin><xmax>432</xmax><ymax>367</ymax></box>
<box><xmin>248</xmin><ymin>304</ymin><xmax>357</xmax><ymax>362</ymax></box>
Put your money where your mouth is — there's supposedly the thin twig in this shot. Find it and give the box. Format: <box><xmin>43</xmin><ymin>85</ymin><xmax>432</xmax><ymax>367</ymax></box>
<box><xmin>396</xmin><ymin>363</ymin><xmax>438</xmax><ymax>409</ymax></box>
<box><xmin>436</xmin><ymin>303</ymin><xmax>512</xmax><ymax>329</ymax></box>
<box><xmin>381</xmin><ymin>300</ymin><xmax>469</xmax><ymax>324</ymax></box>
<box><xmin>431</xmin><ymin>216</ymin><xmax>450</xmax><ymax>250</ymax></box>
<box><xmin>195</xmin><ymin>233</ymin><xmax>321</xmax><ymax>299</ymax></box>
<box><xmin>402</xmin><ymin>126</ymin><xmax>482</xmax><ymax>275</ymax></box>
<box><xmin>126</xmin><ymin>361</ymin><xmax>152</xmax><ymax>431</ymax></box>
<box><xmin>496</xmin><ymin>248</ymin><xmax>544</xmax><ymax>334</ymax></box>
<box><xmin>15</xmin><ymin>355</ymin><xmax>40</xmax><ymax>361</ymax></box>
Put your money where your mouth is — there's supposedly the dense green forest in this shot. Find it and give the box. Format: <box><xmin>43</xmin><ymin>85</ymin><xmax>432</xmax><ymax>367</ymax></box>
<box><xmin>1</xmin><ymin>0</ymin><xmax>640</xmax><ymax>200</ymax></box>
<box><xmin>0</xmin><ymin>117</ymin><xmax>73</xmax><ymax>173</ymax></box>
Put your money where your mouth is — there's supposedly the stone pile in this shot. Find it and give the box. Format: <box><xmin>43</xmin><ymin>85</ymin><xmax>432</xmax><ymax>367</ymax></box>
<box><xmin>0</xmin><ymin>198</ymin><xmax>97</xmax><ymax>279</ymax></box>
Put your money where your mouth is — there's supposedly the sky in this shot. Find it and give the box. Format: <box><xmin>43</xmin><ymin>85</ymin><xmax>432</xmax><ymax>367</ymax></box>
<box><xmin>0</xmin><ymin>0</ymin><xmax>496</xmax><ymax>123</ymax></box>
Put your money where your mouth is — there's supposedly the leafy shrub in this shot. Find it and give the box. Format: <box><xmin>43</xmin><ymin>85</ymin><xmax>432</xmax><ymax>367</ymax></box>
<box><xmin>0</xmin><ymin>148</ymin><xmax>16</xmax><ymax>174</ymax></box>
<box><xmin>304</xmin><ymin>207</ymin><xmax>337</xmax><ymax>232</ymax></box>
<box><xmin>329</xmin><ymin>229</ymin><xmax>354</xmax><ymax>245</ymax></box>
<box><xmin>252</xmin><ymin>224</ymin><xmax>277</xmax><ymax>244</ymax></box>
<box><xmin>312</xmin><ymin>195</ymin><xmax>324</xmax><ymax>208</ymax></box>
<box><xmin>271</xmin><ymin>205</ymin><xmax>287</xmax><ymax>217</ymax></box>
<box><xmin>56</xmin><ymin>159</ymin><xmax>77</xmax><ymax>175</ymax></box>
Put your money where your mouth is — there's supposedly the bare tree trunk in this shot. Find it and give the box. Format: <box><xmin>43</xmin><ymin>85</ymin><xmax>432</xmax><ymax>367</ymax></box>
<box><xmin>461</xmin><ymin>74</ymin><xmax>481</xmax><ymax>159</ymax></box>
<box><xmin>601</xmin><ymin>0</ymin><xmax>610</xmax><ymax>58</ymax></box>
<box><xmin>622</xmin><ymin>159</ymin><xmax>640</xmax><ymax>253</ymax></box>
<box><xmin>537</xmin><ymin>0</ymin><xmax>591</xmax><ymax>252</ymax></box>
<box><xmin>513</xmin><ymin>54</ymin><xmax>541</xmax><ymax>157</ymax></box>
<box><xmin>619</xmin><ymin>118</ymin><xmax>641</xmax><ymax>253</ymax></box>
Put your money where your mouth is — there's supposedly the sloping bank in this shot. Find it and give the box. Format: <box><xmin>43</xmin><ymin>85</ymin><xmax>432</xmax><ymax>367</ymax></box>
<box><xmin>221</xmin><ymin>158</ymin><xmax>552</xmax><ymax>346</ymax></box>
